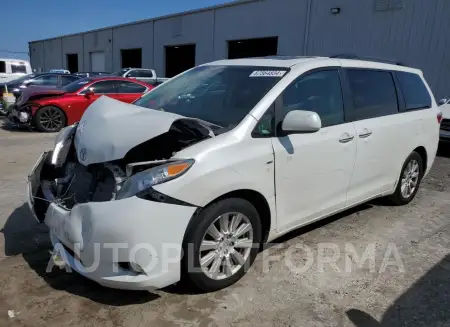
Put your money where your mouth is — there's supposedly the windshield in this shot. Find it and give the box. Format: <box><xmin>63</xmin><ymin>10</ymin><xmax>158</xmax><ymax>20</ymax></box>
<box><xmin>62</xmin><ymin>78</ymin><xmax>92</xmax><ymax>93</ymax></box>
<box><xmin>133</xmin><ymin>65</ymin><xmax>288</xmax><ymax>128</ymax></box>
<box><xmin>111</xmin><ymin>68</ymin><xmax>129</xmax><ymax>76</ymax></box>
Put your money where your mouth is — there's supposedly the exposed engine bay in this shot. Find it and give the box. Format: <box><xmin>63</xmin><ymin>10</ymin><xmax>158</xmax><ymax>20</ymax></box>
<box><xmin>31</xmin><ymin>106</ymin><xmax>213</xmax><ymax>220</ymax></box>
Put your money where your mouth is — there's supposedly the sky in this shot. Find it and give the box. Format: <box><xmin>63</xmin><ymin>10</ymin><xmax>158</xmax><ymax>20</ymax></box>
<box><xmin>2</xmin><ymin>0</ymin><xmax>231</xmax><ymax>61</ymax></box>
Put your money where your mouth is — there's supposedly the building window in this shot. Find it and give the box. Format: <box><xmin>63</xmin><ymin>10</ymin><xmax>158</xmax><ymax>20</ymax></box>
<box><xmin>375</xmin><ymin>0</ymin><xmax>404</xmax><ymax>11</ymax></box>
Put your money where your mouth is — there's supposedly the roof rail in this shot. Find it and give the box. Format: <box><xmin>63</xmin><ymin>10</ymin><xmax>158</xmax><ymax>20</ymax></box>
<box><xmin>330</xmin><ymin>54</ymin><xmax>404</xmax><ymax>66</ymax></box>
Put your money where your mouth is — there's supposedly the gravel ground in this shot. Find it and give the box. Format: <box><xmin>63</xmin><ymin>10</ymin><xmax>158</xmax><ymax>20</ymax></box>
<box><xmin>0</xmin><ymin>117</ymin><xmax>449</xmax><ymax>327</ymax></box>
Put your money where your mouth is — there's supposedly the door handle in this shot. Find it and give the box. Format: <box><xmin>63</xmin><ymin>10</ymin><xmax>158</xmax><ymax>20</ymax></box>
<box><xmin>359</xmin><ymin>132</ymin><xmax>372</xmax><ymax>138</ymax></box>
<box><xmin>339</xmin><ymin>135</ymin><xmax>355</xmax><ymax>143</ymax></box>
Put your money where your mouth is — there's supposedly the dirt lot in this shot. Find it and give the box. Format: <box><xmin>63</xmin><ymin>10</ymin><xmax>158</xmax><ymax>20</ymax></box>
<box><xmin>1</xmin><ymin>117</ymin><xmax>450</xmax><ymax>327</ymax></box>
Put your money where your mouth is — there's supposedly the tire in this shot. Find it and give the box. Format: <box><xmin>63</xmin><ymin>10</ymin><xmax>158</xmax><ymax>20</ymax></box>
<box><xmin>35</xmin><ymin>106</ymin><xmax>66</xmax><ymax>132</ymax></box>
<box><xmin>387</xmin><ymin>151</ymin><xmax>423</xmax><ymax>205</ymax></box>
<box><xmin>182</xmin><ymin>198</ymin><xmax>262</xmax><ymax>292</ymax></box>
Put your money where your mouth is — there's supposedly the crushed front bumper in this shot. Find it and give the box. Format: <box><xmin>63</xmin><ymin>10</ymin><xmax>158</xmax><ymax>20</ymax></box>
<box><xmin>27</xmin><ymin>152</ymin><xmax>198</xmax><ymax>290</ymax></box>
<box><xmin>7</xmin><ymin>105</ymin><xmax>33</xmax><ymax>126</ymax></box>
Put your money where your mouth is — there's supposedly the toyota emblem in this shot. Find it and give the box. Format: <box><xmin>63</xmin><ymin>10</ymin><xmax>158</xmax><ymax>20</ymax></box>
<box><xmin>79</xmin><ymin>148</ymin><xmax>87</xmax><ymax>161</ymax></box>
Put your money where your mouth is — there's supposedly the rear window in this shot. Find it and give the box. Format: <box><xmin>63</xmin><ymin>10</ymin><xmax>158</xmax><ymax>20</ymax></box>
<box><xmin>62</xmin><ymin>78</ymin><xmax>91</xmax><ymax>93</ymax></box>
<box><xmin>129</xmin><ymin>70</ymin><xmax>153</xmax><ymax>78</ymax></box>
<box><xmin>396</xmin><ymin>72</ymin><xmax>432</xmax><ymax>110</ymax></box>
<box><xmin>117</xmin><ymin>81</ymin><xmax>147</xmax><ymax>93</ymax></box>
<box><xmin>346</xmin><ymin>69</ymin><xmax>399</xmax><ymax>121</ymax></box>
<box><xmin>11</xmin><ymin>63</ymin><xmax>27</xmax><ymax>74</ymax></box>
<box><xmin>61</xmin><ymin>75</ymin><xmax>80</xmax><ymax>86</ymax></box>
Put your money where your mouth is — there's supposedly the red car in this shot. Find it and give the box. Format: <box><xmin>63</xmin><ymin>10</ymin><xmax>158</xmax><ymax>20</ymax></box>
<box><xmin>8</xmin><ymin>77</ymin><xmax>153</xmax><ymax>132</ymax></box>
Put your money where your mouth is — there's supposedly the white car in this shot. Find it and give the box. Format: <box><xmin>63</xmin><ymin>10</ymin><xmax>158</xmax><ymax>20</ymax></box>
<box><xmin>27</xmin><ymin>56</ymin><xmax>440</xmax><ymax>292</ymax></box>
<box><xmin>438</xmin><ymin>98</ymin><xmax>450</xmax><ymax>143</ymax></box>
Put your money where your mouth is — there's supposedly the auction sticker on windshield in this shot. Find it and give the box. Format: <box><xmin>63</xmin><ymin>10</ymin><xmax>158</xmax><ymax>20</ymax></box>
<box><xmin>250</xmin><ymin>70</ymin><xmax>286</xmax><ymax>77</ymax></box>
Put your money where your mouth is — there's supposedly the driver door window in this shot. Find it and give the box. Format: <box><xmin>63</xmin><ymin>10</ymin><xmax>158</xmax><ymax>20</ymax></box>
<box><xmin>30</xmin><ymin>75</ymin><xmax>59</xmax><ymax>86</ymax></box>
<box><xmin>281</xmin><ymin>69</ymin><xmax>345</xmax><ymax>128</ymax></box>
<box><xmin>127</xmin><ymin>70</ymin><xmax>141</xmax><ymax>78</ymax></box>
<box><xmin>81</xmin><ymin>80</ymin><xmax>117</xmax><ymax>94</ymax></box>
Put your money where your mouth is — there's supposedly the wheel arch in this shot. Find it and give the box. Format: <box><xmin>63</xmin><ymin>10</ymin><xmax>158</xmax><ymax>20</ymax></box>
<box><xmin>413</xmin><ymin>146</ymin><xmax>428</xmax><ymax>175</ymax></box>
<box><xmin>185</xmin><ymin>189</ymin><xmax>273</xmax><ymax>245</ymax></box>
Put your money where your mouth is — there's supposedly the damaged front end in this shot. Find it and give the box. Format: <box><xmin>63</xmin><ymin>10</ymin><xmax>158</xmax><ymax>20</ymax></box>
<box><xmin>9</xmin><ymin>88</ymin><xmax>66</xmax><ymax>127</ymax></box>
<box><xmin>7</xmin><ymin>104</ymin><xmax>35</xmax><ymax>126</ymax></box>
<box><xmin>27</xmin><ymin>97</ymin><xmax>212</xmax><ymax>222</ymax></box>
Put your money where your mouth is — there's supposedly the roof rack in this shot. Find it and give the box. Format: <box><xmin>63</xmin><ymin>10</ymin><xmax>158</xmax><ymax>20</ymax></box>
<box><xmin>330</xmin><ymin>54</ymin><xmax>404</xmax><ymax>66</ymax></box>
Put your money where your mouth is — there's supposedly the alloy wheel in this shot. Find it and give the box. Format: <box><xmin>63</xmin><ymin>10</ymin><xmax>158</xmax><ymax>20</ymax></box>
<box><xmin>400</xmin><ymin>159</ymin><xmax>420</xmax><ymax>199</ymax></box>
<box><xmin>39</xmin><ymin>107</ymin><xmax>63</xmax><ymax>131</ymax></box>
<box><xmin>199</xmin><ymin>212</ymin><xmax>254</xmax><ymax>280</ymax></box>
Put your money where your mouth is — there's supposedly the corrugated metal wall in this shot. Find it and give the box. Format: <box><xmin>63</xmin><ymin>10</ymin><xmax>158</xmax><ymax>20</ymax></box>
<box><xmin>306</xmin><ymin>0</ymin><xmax>450</xmax><ymax>99</ymax></box>
<box><xmin>29</xmin><ymin>0</ymin><xmax>450</xmax><ymax>98</ymax></box>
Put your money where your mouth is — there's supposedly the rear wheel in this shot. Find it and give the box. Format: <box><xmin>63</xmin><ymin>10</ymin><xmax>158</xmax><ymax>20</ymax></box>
<box><xmin>387</xmin><ymin>151</ymin><xmax>423</xmax><ymax>205</ymax></box>
<box><xmin>35</xmin><ymin>106</ymin><xmax>66</xmax><ymax>132</ymax></box>
<box><xmin>182</xmin><ymin>198</ymin><xmax>262</xmax><ymax>292</ymax></box>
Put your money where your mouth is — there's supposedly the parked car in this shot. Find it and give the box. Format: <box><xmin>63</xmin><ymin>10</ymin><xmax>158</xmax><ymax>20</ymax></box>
<box><xmin>112</xmin><ymin>68</ymin><xmax>169</xmax><ymax>86</ymax></box>
<box><xmin>9</xmin><ymin>77</ymin><xmax>153</xmax><ymax>132</ymax></box>
<box><xmin>438</xmin><ymin>98</ymin><xmax>450</xmax><ymax>143</ymax></box>
<box><xmin>27</xmin><ymin>56</ymin><xmax>440</xmax><ymax>292</ymax></box>
<box><xmin>0</xmin><ymin>58</ymin><xmax>32</xmax><ymax>83</ymax></box>
<box><xmin>1</xmin><ymin>73</ymin><xmax>73</xmax><ymax>115</ymax></box>
<box><xmin>49</xmin><ymin>69</ymin><xmax>71</xmax><ymax>74</ymax></box>
<box><xmin>5</xmin><ymin>73</ymin><xmax>82</xmax><ymax>100</ymax></box>
<box><xmin>73</xmin><ymin>72</ymin><xmax>111</xmax><ymax>78</ymax></box>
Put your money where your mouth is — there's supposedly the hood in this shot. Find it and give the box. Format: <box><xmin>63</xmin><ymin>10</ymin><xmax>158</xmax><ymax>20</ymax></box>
<box><xmin>16</xmin><ymin>86</ymin><xmax>64</xmax><ymax>106</ymax></box>
<box><xmin>74</xmin><ymin>96</ymin><xmax>195</xmax><ymax>166</ymax></box>
<box><xmin>440</xmin><ymin>103</ymin><xmax>450</xmax><ymax>119</ymax></box>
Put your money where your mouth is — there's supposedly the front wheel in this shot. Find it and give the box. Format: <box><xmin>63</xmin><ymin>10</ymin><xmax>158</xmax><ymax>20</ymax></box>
<box><xmin>387</xmin><ymin>151</ymin><xmax>423</xmax><ymax>205</ymax></box>
<box><xmin>35</xmin><ymin>106</ymin><xmax>66</xmax><ymax>132</ymax></box>
<box><xmin>182</xmin><ymin>198</ymin><xmax>262</xmax><ymax>292</ymax></box>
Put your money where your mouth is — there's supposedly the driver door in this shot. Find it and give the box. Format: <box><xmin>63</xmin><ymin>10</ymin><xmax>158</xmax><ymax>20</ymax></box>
<box><xmin>272</xmin><ymin>68</ymin><xmax>357</xmax><ymax>232</ymax></box>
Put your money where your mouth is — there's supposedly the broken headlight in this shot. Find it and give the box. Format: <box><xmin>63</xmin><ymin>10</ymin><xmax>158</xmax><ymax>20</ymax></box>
<box><xmin>116</xmin><ymin>159</ymin><xmax>194</xmax><ymax>200</ymax></box>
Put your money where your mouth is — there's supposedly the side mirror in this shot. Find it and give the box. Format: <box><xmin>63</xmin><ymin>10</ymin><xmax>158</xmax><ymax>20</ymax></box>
<box><xmin>84</xmin><ymin>88</ymin><xmax>94</xmax><ymax>97</ymax></box>
<box><xmin>281</xmin><ymin>110</ymin><xmax>321</xmax><ymax>134</ymax></box>
<box><xmin>438</xmin><ymin>98</ymin><xmax>448</xmax><ymax>106</ymax></box>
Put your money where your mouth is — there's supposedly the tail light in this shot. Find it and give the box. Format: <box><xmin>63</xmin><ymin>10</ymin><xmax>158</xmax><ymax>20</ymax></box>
<box><xmin>437</xmin><ymin>112</ymin><xmax>443</xmax><ymax>124</ymax></box>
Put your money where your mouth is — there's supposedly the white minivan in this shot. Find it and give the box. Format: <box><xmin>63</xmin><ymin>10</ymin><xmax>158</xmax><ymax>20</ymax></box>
<box><xmin>27</xmin><ymin>56</ymin><xmax>440</xmax><ymax>292</ymax></box>
<box><xmin>0</xmin><ymin>58</ymin><xmax>32</xmax><ymax>83</ymax></box>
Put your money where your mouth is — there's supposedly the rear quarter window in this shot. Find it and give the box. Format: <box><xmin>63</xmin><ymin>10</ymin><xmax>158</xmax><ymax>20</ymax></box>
<box><xmin>396</xmin><ymin>71</ymin><xmax>432</xmax><ymax>110</ymax></box>
<box><xmin>0</xmin><ymin>61</ymin><xmax>5</xmax><ymax>73</ymax></box>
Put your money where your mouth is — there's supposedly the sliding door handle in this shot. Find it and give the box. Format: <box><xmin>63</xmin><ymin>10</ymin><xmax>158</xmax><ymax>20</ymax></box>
<box><xmin>359</xmin><ymin>132</ymin><xmax>373</xmax><ymax>138</ymax></box>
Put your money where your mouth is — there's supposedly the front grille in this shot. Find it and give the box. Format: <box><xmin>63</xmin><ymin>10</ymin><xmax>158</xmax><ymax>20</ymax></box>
<box><xmin>441</xmin><ymin>119</ymin><xmax>450</xmax><ymax>131</ymax></box>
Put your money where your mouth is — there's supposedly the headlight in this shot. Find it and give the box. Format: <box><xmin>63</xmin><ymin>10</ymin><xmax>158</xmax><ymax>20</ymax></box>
<box><xmin>117</xmin><ymin>159</ymin><xmax>194</xmax><ymax>200</ymax></box>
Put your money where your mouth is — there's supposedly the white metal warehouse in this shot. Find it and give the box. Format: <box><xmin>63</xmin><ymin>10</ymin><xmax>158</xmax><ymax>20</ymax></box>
<box><xmin>29</xmin><ymin>0</ymin><xmax>450</xmax><ymax>98</ymax></box>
